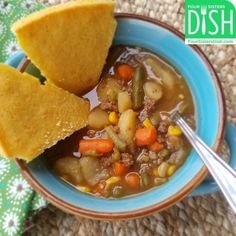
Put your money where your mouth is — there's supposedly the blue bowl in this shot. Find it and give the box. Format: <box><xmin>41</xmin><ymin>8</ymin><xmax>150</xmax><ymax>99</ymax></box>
<box><xmin>9</xmin><ymin>14</ymin><xmax>230</xmax><ymax>219</ymax></box>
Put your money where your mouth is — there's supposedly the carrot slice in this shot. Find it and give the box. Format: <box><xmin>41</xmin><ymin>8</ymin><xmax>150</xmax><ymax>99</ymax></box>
<box><xmin>125</xmin><ymin>172</ymin><xmax>140</xmax><ymax>189</ymax></box>
<box><xmin>117</xmin><ymin>64</ymin><xmax>133</xmax><ymax>81</ymax></box>
<box><xmin>113</xmin><ymin>162</ymin><xmax>128</xmax><ymax>176</ymax></box>
<box><xmin>135</xmin><ymin>127</ymin><xmax>157</xmax><ymax>146</ymax></box>
<box><xmin>79</xmin><ymin>139</ymin><xmax>114</xmax><ymax>154</ymax></box>
<box><xmin>149</xmin><ymin>141</ymin><xmax>164</xmax><ymax>152</ymax></box>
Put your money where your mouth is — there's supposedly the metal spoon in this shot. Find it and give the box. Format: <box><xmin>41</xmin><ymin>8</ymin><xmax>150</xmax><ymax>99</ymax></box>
<box><xmin>171</xmin><ymin>111</ymin><xmax>236</xmax><ymax>213</ymax></box>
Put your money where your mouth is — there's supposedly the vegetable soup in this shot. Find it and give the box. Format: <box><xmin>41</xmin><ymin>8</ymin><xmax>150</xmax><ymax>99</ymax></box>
<box><xmin>47</xmin><ymin>46</ymin><xmax>195</xmax><ymax>198</ymax></box>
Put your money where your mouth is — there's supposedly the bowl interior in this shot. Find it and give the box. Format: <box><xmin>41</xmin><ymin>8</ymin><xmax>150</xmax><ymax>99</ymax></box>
<box><xmin>21</xmin><ymin>16</ymin><xmax>222</xmax><ymax>213</ymax></box>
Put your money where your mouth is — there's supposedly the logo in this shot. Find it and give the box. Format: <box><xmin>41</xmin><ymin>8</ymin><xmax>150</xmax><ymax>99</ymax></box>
<box><xmin>185</xmin><ymin>0</ymin><xmax>236</xmax><ymax>44</ymax></box>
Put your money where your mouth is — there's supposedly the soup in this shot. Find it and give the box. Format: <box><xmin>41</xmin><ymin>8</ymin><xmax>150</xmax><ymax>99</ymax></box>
<box><xmin>47</xmin><ymin>46</ymin><xmax>195</xmax><ymax>198</ymax></box>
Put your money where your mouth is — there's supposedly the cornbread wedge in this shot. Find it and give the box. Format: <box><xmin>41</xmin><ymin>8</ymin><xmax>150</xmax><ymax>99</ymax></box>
<box><xmin>0</xmin><ymin>63</ymin><xmax>90</xmax><ymax>161</ymax></box>
<box><xmin>12</xmin><ymin>0</ymin><xmax>117</xmax><ymax>95</ymax></box>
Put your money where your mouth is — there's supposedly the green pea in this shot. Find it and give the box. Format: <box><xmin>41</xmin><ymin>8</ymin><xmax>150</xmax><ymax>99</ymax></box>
<box><xmin>158</xmin><ymin>162</ymin><xmax>169</xmax><ymax>177</ymax></box>
<box><xmin>159</xmin><ymin>149</ymin><xmax>170</xmax><ymax>159</ymax></box>
<box><xmin>140</xmin><ymin>155</ymin><xmax>150</xmax><ymax>162</ymax></box>
<box><xmin>150</xmin><ymin>112</ymin><xmax>160</xmax><ymax>127</ymax></box>
<box><xmin>154</xmin><ymin>177</ymin><xmax>167</xmax><ymax>186</ymax></box>
<box><xmin>141</xmin><ymin>173</ymin><xmax>150</xmax><ymax>187</ymax></box>
<box><xmin>112</xmin><ymin>186</ymin><xmax>124</xmax><ymax>198</ymax></box>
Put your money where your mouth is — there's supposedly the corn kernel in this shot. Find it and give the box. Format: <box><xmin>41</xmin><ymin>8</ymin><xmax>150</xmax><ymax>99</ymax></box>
<box><xmin>168</xmin><ymin>125</ymin><xmax>182</xmax><ymax>136</ymax></box>
<box><xmin>105</xmin><ymin>176</ymin><xmax>121</xmax><ymax>186</ymax></box>
<box><xmin>76</xmin><ymin>186</ymin><xmax>91</xmax><ymax>193</ymax></box>
<box><xmin>109</xmin><ymin>112</ymin><xmax>119</xmax><ymax>125</ymax></box>
<box><xmin>179</xmin><ymin>94</ymin><xmax>184</xmax><ymax>99</ymax></box>
<box><xmin>143</xmin><ymin>118</ymin><xmax>153</xmax><ymax>128</ymax></box>
<box><xmin>153</xmin><ymin>167</ymin><xmax>159</xmax><ymax>176</ymax></box>
<box><xmin>167</xmin><ymin>165</ymin><xmax>176</xmax><ymax>176</ymax></box>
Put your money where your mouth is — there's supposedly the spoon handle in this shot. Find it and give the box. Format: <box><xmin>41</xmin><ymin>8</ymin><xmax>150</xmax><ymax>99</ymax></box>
<box><xmin>172</xmin><ymin>112</ymin><xmax>236</xmax><ymax>213</ymax></box>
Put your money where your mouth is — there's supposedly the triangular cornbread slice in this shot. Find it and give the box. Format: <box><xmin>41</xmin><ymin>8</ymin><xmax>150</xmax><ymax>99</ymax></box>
<box><xmin>12</xmin><ymin>0</ymin><xmax>117</xmax><ymax>95</ymax></box>
<box><xmin>0</xmin><ymin>63</ymin><xmax>89</xmax><ymax>162</ymax></box>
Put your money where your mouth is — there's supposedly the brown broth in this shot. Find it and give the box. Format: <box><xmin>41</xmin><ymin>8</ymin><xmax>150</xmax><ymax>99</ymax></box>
<box><xmin>47</xmin><ymin>45</ymin><xmax>195</xmax><ymax>198</ymax></box>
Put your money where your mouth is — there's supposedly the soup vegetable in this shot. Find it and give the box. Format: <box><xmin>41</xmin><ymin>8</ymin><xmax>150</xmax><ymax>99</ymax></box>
<box><xmin>50</xmin><ymin>46</ymin><xmax>195</xmax><ymax>198</ymax></box>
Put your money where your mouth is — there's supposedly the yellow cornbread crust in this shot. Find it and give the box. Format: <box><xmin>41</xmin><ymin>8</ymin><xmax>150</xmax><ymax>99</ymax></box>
<box><xmin>12</xmin><ymin>0</ymin><xmax>117</xmax><ymax>95</ymax></box>
<box><xmin>0</xmin><ymin>63</ymin><xmax>90</xmax><ymax>161</ymax></box>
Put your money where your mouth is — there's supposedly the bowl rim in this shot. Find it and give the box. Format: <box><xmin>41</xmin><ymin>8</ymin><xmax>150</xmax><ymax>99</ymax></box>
<box><xmin>14</xmin><ymin>13</ymin><xmax>226</xmax><ymax>220</ymax></box>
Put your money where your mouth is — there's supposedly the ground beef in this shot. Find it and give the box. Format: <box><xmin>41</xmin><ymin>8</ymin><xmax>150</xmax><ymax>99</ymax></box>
<box><xmin>126</xmin><ymin>85</ymin><xmax>132</xmax><ymax>96</ymax></box>
<box><xmin>86</xmin><ymin>130</ymin><xmax>97</xmax><ymax>138</ymax></box>
<box><xmin>121</xmin><ymin>153</ymin><xmax>134</xmax><ymax>167</ymax></box>
<box><xmin>86</xmin><ymin>129</ymin><xmax>107</xmax><ymax>139</ymax></box>
<box><xmin>167</xmin><ymin>135</ymin><xmax>183</xmax><ymax>151</ymax></box>
<box><xmin>139</xmin><ymin>98</ymin><xmax>156</xmax><ymax>121</ymax></box>
<box><xmin>127</xmin><ymin>144</ymin><xmax>136</xmax><ymax>155</ymax></box>
<box><xmin>139</xmin><ymin>163</ymin><xmax>150</xmax><ymax>173</ymax></box>
<box><xmin>144</xmin><ymin>98</ymin><xmax>156</xmax><ymax>112</ymax></box>
<box><xmin>137</xmin><ymin>122</ymin><xmax>143</xmax><ymax>128</ymax></box>
<box><xmin>141</xmin><ymin>149</ymin><xmax>149</xmax><ymax>156</ymax></box>
<box><xmin>156</xmin><ymin>134</ymin><xmax>165</xmax><ymax>143</ymax></box>
<box><xmin>151</xmin><ymin>160</ymin><xmax>158</xmax><ymax>165</ymax></box>
<box><xmin>167</xmin><ymin>151</ymin><xmax>185</xmax><ymax>166</ymax></box>
<box><xmin>167</xmin><ymin>152</ymin><xmax>183</xmax><ymax>165</ymax></box>
<box><xmin>139</xmin><ymin>110</ymin><xmax>148</xmax><ymax>122</ymax></box>
<box><xmin>100</xmin><ymin>156</ymin><xmax>114</xmax><ymax>168</ymax></box>
<box><xmin>118</xmin><ymin>78</ymin><xmax>132</xmax><ymax>95</ymax></box>
<box><xmin>99</xmin><ymin>129</ymin><xmax>109</xmax><ymax>139</ymax></box>
<box><xmin>100</xmin><ymin>101</ymin><xmax>118</xmax><ymax>112</ymax></box>
<box><xmin>158</xmin><ymin>121</ymin><xmax>168</xmax><ymax>133</ymax></box>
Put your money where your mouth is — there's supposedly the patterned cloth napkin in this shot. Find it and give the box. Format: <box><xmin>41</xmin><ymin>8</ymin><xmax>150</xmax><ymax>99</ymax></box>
<box><xmin>0</xmin><ymin>1</ymin><xmax>48</xmax><ymax>235</ymax></box>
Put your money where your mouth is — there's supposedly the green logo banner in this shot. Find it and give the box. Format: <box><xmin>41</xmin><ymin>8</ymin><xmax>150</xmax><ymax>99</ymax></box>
<box><xmin>185</xmin><ymin>0</ymin><xmax>236</xmax><ymax>44</ymax></box>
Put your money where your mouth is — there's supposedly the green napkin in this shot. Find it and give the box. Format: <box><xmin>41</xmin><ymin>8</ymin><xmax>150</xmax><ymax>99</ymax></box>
<box><xmin>0</xmin><ymin>1</ymin><xmax>48</xmax><ymax>235</ymax></box>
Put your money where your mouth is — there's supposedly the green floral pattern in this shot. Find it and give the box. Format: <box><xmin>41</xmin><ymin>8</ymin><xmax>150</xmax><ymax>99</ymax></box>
<box><xmin>0</xmin><ymin>0</ymin><xmax>46</xmax><ymax>61</ymax></box>
<box><xmin>0</xmin><ymin>0</ymin><xmax>48</xmax><ymax>235</ymax></box>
